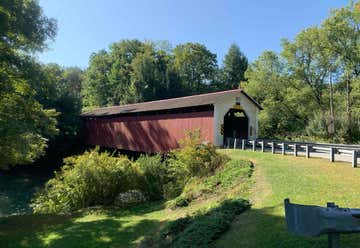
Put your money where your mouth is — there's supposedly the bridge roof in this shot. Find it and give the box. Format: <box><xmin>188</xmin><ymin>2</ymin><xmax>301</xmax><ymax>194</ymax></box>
<box><xmin>81</xmin><ymin>89</ymin><xmax>262</xmax><ymax>117</ymax></box>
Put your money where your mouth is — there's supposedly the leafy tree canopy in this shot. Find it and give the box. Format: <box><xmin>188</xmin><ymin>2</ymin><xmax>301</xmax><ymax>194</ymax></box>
<box><xmin>0</xmin><ymin>0</ymin><xmax>59</xmax><ymax>168</ymax></box>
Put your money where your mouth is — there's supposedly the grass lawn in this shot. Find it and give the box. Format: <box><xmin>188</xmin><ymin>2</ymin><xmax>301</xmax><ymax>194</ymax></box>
<box><xmin>216</xmin><ymin>149</ymin><xmax>360</xmax><ymax>248</ymax></box>
<box><xmin>2</xmin><ymin>150</ymin><xmax>360</xmax><ymax>247</ymax></box>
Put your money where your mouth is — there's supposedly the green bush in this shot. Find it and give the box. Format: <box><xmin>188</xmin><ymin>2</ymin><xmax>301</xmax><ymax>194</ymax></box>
<box><xmin>32</xmin><ymin>130</ymin><xmax>230</xmax><ymax>213</ymax></box>
<box><xmin>169</xmin><ymin>159</ymin><xmax>253</xmax><ymax>209</ymax></box>
<box><xmin>173</xmin><ymin>130</ymin><xmax>229</xmax><ymax>178</ymax></box>
<box><xmin>135</xmin><ymin>155</ymin><xmax>167</xmax><ymax>200</ymax></box>
<box><xmin>145</xmin><ymin>199</ymin><xmax>250</xmax><ymax>248</ymax></box>
<box><xmin>32</xmin><ymin>148</ymin><xmax>142</xmax><ymax>213</ymax></box>
<box><xmin>163</xmin><ymin>129</ymin><xmax>229</xmax><ymax>200</ymax></box>
<box><xmin>163</xmin><ymin>157</ymin><xmax>190</xmax><ymax>199</ymax></box>
<box><xmin>172</xmin><ymin>199</ymin><xmax>249</xmax><ymax>248</ymax></box>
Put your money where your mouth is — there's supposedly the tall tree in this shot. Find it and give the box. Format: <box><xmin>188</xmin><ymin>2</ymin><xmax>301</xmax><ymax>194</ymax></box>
<box><xmin>173</xmin><ymin>42</ymin><xmax>217</xmax><ymax>94</ymax></box>
<box><xmin>130</xmin><ymin>44</ymin><xmax>180</xmax><ymax>102</ymax></box>
<box><xmin>322</xmin><ymin>1</ymin><xmax>360</xmax><ymax>142</ymax></box>
<box><xmin>39</xmin><ymin>64</ymin><xmax>82</xmax><ymax>159</ymax></box>
<box><xmin>108</xmin><ymin>39</ymin><xmax>143</xmax><ymax>104</ymax></box>
<box><xmin>82</xmin><ymin>40</ymin><xmax>144</xmax><ymax>108</ymax></box>
<box><xmin>245</xmin><ymin>51</ymin><xmax>307</xmax><ymax>137</ymax></box>
<box><xmin>82</xmin><ymin>50</ymin><xmax>111</xmax><ymax>108</ymax></box>
<box><xmin>222</xmin><ymin>44</ymin><xmax>248</xmax><ymax>89</ymax></box>
<box><xmin>0</xmin><ymin>0</ymin><xmax>58</xmax><ymax>168</ymax></box>
<box><xmin>282</xmin><ymin>27</ymin><xmax>332</xmax><ymax>111</ymax></box>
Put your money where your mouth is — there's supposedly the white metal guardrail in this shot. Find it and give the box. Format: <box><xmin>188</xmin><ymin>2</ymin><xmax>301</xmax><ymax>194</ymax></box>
<box><xmin>224</xmin><ymin>138</ymin><xmax>359</xmax><ymax>168</ymax></box>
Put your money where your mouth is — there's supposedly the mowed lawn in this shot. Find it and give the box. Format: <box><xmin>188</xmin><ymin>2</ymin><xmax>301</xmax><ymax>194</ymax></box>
<box><xmin>216</xmin><ymin>149</ymin><xmax>360</xmax><ymax>248</ymax></box>
<box><xmin>2</xmin><ymin>150</ymin><xmax>360</xmax><ymax>247</ymax></box>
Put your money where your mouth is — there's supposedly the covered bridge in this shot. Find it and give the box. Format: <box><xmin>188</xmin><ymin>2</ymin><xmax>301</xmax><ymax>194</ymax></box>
<box><xmin>81</xmin><ymin>89</ymin><xmax>262</xmax><ymax>153</ymax></box>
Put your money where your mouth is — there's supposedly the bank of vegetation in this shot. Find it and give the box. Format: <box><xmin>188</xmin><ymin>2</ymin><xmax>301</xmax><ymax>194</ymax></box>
<box><xmin>0</xmin><ymin>132</ymin><xmax>253</xmax><ymax>247</ymax></box>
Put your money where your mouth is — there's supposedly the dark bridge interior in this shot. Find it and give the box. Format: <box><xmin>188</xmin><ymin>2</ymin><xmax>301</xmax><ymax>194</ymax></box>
<box><xmin>224</xmin><ymin>108</ymin><xmax>249</xmax><ymax>141</ymax></box>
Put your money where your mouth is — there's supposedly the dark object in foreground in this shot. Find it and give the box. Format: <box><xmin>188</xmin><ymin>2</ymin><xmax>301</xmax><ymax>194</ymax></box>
<box><xmin>284</xmin><ymin>199</ymin><xmax>360</xmax><ymax>248</ymax></box>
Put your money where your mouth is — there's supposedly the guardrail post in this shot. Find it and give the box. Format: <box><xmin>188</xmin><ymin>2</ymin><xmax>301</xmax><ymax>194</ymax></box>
<box><xmin>252</xmin><ymin>140</ymin><xmax>256</xmax><ymax>151</ymax></box>
<box><xmin>330</xmin><ymin>147</ymin><xmax>335</xmax><ymax>162</ymax></box>
<box><xmin>271</xmin><ymin>142</ymin><xmax>275</xmax><ymax>154</ymax></box>
<box><xmin>261</xmin><ymin>141</ymin><xmax>264</xmax><ymax>152</ymax></box>
<box><xmin>242</xmin><ymin>139</ymin><xmax>245</xmax><ymax>150</ymax></box>
<box><xmin>306</xmin><ymin>144</ymin><xmax>310</xmax><ymax>158</ymax></box>
<box><xmin>352</xmin><ymin>150</ymin><xmax>357</xmax><ymax>168</ymax></box>
<box><xmin>233</xmin><ymin>138</ymin><xmax>237</xmax><ymax>150</ymax></box>
<box><xmin>282</xmin><ymin>143</ymin><xmax>285</xmax><ymax>155</ymax></box>
<box><xmin>293</xmin><ymin>144</ymin><xmax>297</xmax><ymax>157</ymax></box>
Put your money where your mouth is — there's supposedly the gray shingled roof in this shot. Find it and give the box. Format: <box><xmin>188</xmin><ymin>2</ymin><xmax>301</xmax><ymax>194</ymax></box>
<box><xmin>81</xmin><ymin>89</ymin><xmax>262</xmax><ymax>117</ymax></box>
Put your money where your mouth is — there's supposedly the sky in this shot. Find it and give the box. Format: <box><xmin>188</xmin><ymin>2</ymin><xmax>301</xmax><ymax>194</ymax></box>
<box><xmin>37</xmin><ymin>0</ymin><xmax>349</xmax><ymax>69</ymax></box>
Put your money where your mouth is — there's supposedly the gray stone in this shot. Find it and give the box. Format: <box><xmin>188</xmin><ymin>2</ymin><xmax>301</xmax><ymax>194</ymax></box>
<box><xmin>114</xmin><ymin>190</ymin><xmax>146</xmax><ymax>208</ymax></box>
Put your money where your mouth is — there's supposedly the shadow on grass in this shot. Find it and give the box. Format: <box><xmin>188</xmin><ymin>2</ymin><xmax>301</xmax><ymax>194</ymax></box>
<box><xmin>4</xmin><ymin>200</ymin><xmax>360</xmax><ymax>248</ymax></box>
<box><xmin>217</xmin><ymin>205</ymin><xmax>360</xmax><ymax>248</ymax></box>
<box><xmin>0</xmin><ymin>201</ymin><xmax>167</xmax><ymax>248</ymax></box>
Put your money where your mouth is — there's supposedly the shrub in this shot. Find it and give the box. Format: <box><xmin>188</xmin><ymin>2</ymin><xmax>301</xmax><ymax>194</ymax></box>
<box><xmin>172</xmin><ymin>199</ymin><xmax>250</xmax><ymax>248</ymax></box>
<box><xmin>32</xmin><ymin>148</ymin><xmax>142</xmax><ymax>213</ymax></box>
<box><xmin>159</xmin><ymin>216</ymin><xmax>193</xmax><ymax>246</ymax></box>
<box><xmin>135</xmin><ymin>155</ymin><xmax>167</xmax><ymax>200</ymax></box>
<box><xmin>163</xmin><ymin>157</ymin><xmax>190</xmax><ymax>199</ymax></box>
<box><xmin>162</xmin><ymin>130</ymin><xmax>229</xmax><ymax>200</ymax></box>
<box><xmin>168</xmin><ymin>195</ymin><xmax>191</xmax><ymax>209</ymax></box>
<box><xmin>173</xmin><ymin>130</ymin><xmax>229</xmax><ymax>178</ymax></box>
<box><xmin>32</xmin><ymin>130</ymin><xmax>230</xmax><ymax>213</ymax></box>
<box><xmin>169</xmin><ymin>159</ymin><xmax>253</xmax><ymax>209</ymax></box>
<box><xmin>144</xmin><ymin>199</ymin><xmax>250</xmax><ymax>248</ymax></box>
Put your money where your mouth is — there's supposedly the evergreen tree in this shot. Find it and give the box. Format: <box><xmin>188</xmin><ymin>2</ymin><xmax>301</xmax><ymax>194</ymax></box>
<box><xmin>222</xmin><ymin>44</ymin><xmax>248</xmax><ymax>89</ymax></box>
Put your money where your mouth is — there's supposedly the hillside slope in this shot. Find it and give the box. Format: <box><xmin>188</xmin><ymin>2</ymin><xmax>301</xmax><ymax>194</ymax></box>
<box><xmin>217</xmin><ymin>150</ymin><xmax>360</xmax><ymax>248</ymax></box>
<box><xmin>0</xmin><ymin>158</ymin><xmax>253</xmax><ymax>248</ymax></box>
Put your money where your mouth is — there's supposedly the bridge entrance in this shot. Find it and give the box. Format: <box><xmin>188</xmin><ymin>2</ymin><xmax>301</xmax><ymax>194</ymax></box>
<box><xmin>223</xmin><ymin>108</ymin><xmax>249</xmax><ymax>142</ymax></box>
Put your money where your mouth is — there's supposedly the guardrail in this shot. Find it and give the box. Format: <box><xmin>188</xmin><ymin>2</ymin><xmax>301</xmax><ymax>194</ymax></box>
<box><xmin>224</xmin><ymin>138</ymin><xmax>359</xmax><ymax>168</ymax></box>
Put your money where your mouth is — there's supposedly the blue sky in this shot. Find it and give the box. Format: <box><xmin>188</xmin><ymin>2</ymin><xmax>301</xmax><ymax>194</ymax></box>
<box><xmin>37</xmin><ymin>0</ymin><xmax>349</xmax><ymax>68</ymax></box>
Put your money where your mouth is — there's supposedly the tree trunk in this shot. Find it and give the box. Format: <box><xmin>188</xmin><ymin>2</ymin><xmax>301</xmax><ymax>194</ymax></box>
<box><xmin>328</xmin><ymin>73</ymin><xmax>335</xmax><ymax>139</ymax></box>
<box><xmin>345</xmin><ymin>71</ymin><xmax>352</xmax><ymax>143</ymax></box>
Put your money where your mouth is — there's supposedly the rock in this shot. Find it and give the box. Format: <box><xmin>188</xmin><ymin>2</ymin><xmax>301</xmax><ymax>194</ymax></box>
<box><xmin>114</xmin><ymin>190</ymin><xmax>146</xmax><ymax>208</ymax></box>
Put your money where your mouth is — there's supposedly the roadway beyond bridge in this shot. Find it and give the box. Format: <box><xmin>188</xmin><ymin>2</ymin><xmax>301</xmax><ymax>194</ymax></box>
<box><xmin>225</xmin><ymin>139</ymin><xmax>360</xmax><ymax>168</ymax></box>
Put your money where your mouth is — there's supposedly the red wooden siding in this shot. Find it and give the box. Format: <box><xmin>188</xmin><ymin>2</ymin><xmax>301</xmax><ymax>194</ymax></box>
<box><xmin>82</xmin><ymin>111</ymin><xmax>214</xmax><ymax>153</ymax></box>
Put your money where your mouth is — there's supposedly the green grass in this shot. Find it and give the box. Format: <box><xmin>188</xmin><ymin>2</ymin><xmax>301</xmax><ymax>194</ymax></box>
<box><xmin>216</xmin><ymin>150</ymin><xmax>360</xmax><ymax>248</ymax></box>
<box><xmin>0</xmin><ymin>158</ymin><xmax>252</xmax><ymax>248</ymax></box>
<box><xmin>4</xmin><ymin>150</ymin><xmax>360</xmax><ymax>247</ymax></box>
<box><xmin>168</xmin><ymin>159</ymin><xmax>253</xmax><ymax>208</ymax></box>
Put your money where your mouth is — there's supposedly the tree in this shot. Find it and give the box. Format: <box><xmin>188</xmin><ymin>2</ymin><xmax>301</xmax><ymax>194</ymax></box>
<box><xmin>282</xmin><ymin>27</ymin><xmax>332</xmax><ymax>111</ymax></box>
<box><xmin>130</xmin><ymin>44</ymin><xmax>170</xmax><ymax>102</ymax></box>
<box><xmin>82</xmin><ymin>40</ymin><xmax>146</xmax><ymax>108</ymax></box>
<box><xmin>173</xmin><ymin>42</ymin><xmax>217</xmax><ymax>94</ymax></box>
<box><xmin>321</xmin><ymin>1</ymin><xmax>360</xmax><ymax>142</ymax></box>
<box><xmin>0</xmin><ymin>0</ymin><xmax>57</xmax><ymax>52</ymax></box>
<box><xmin>281</xmin><ymin>27</ymin><xmax>340</xmax><ymax>139</ymax></box>
<box><xmin>222</xmin><ymin>44</ymin><xmax>248</xmax><ymax>89</ymax></box>
<box><xmin>0</xmin><ymin>0</ymin><xmax>58</xmax><ymax>168</ymax></box>
<box><xmin>39</xmin><ymin>64</ymin><xmax>82</xmax><ymax>160</ymax></box>
<box><xmin>245</xmin><ymin>51</ymin><xmax>307</xmax><ymax>137</ymax></box>
<box><xmin>82</xmin><ymin>50</ymin><xmax>111</xmax><ymax>108</ymax></box>
<box><xmin>82</xmin><ymin>40</ymin><xmax>220</xmax><ymax>110</ymax></box>
<box><xmin>41</xmin><ymin>64</ymin><xmax>82</xmax><ymax>136</ymax></box>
